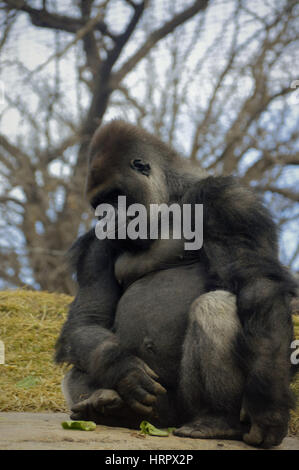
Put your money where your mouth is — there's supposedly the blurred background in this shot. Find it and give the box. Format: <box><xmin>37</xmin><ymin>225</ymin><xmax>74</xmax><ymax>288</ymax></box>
<box><xmin>0</xmin><ymin>0</ymin><xmax>298</xmax><ymax>295</ymax></box>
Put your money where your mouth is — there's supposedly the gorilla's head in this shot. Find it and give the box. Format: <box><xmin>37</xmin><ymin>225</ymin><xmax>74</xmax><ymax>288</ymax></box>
<box><xmin>86</xmin><ymin>120</ymin><xmax>205</xmax><ymax>249</ymax></box>
<box><xmin>86</xmin><ymin>119</ymin><xmax>184</xmax><ymax>210</ymax></box>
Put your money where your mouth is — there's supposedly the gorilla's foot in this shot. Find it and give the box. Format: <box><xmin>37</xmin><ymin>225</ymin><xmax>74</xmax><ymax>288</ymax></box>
<box><xmin>70</xmin><ymin>388</ymin><xmax>142</xmax><ymax>428</ymax></box>
<box><xmin>70</xmin><ymin>389</ymin><xmax>123</xmax><ymax>421</ymax></box>
<box><xmin>173</xmin><ymin>413</ymin><xmax>249</xmax><ymax>440</ymax></box>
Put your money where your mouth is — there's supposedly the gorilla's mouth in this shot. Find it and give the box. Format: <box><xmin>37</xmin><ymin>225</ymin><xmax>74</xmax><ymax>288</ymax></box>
<box><xmin>90</xmin><ymin>188</ymin><xmax>125</xmax><ymax>210</ymax></box>
<box><xmin>92</xmin><ymin>188</ymin><xmax>138</xmax><ymax>236</ymax></box>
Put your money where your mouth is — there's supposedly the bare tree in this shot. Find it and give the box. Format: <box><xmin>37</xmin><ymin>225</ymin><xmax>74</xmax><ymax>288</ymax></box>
<box><xmin>0</xmin><ymin>0</ymin><xmax>298</xmax><ymax>293</ymax></box>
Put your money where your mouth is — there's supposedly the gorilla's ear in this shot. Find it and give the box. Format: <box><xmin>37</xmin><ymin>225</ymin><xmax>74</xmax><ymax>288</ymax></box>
<box><xmin>130</xmin><ymin>159</ymin><xmax>151</xmax><ymax>176</ymax></box>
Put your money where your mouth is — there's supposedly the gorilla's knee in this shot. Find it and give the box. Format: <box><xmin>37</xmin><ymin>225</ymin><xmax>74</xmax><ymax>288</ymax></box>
<box><xmin>62</xmin><ymin>368</ymin><xmax>93</xmax><ymax>408</ymax></box>
<box><xmin>190</xmin><ymin>290</ymin><xmax>240</xmax><ymax>352</ymax></box>
<box><xmin>61</xmin><ymin>370</ymin><xmax>75</xmax><ymax>408</ymax></box>
<box><xmin>180</xmin><ymin>290</ymin><xmax>245</xmax><ymax>415</ymax></box>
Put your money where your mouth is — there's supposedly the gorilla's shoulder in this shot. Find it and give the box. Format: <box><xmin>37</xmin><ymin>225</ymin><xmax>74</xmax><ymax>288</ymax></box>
<box><xmin>68</xmin><ymin>229</ymin><xmax>113</xmax><ymax>278</ymax></box>
<box><xmin>68</xmin><ymin>229</ymin><xmax>96</xmax><ymax>269</ymax></box>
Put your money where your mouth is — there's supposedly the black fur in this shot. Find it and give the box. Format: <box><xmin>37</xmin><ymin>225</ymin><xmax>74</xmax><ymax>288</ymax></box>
<box><xmin>55</xmin><ymin>120</ymin><xmax>297</xmax><ymax>447</ymax></box>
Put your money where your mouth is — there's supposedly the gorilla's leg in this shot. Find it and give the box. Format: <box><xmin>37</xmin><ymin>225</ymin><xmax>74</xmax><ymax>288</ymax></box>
<box><xmin>62</xmin><ymin>367</ymin><xmax>142</xmax><ymax>428</ymax></box>
<box><xmin>175</xmin><ymin>290</ymin><xmax>249</xmax><ymax>440</ymax></box>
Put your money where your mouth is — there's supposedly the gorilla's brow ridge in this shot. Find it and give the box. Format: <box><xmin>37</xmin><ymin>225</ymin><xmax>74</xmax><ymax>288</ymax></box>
<box><xmin>89</xmin><ymin>119</ymin><xmax>180</xmax><ymax>163</ymax></box>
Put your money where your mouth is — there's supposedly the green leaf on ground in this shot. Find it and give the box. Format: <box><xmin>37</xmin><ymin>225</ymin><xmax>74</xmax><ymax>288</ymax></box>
<box><xmin>61</xmin><ymin>420</ymin><xmax>96</xmax><ymax>431</ymax></box>
<box><xmin>140</xmin><ymin>420</ymin><xmax>169</xmax><ymax>437</ymax></box>
<box><xmin>167</xmin><ymin>427</ymin><xmax>176</xmax><ymax>434</ymax></box>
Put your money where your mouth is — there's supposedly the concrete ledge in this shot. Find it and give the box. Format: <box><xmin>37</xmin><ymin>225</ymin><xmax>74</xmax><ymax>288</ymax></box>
<box><xmin>0</xmin><ymin>412</ymin><xmax>298</xmax><ymax>450</ymax></box>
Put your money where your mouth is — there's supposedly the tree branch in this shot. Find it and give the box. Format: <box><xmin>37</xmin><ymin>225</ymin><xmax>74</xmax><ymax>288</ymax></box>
<box><xmin>111</xmin><ymin>0</ymin><xmax>209</xmax><ymax>86</ymax></box>
<box><xmin>0</xmin><ymin>133</ymin><xmax>29</xmax><ymax>165</ymax></box>
<box><xmin>106</xmin><ymin>0</ymin><xmax>147</xmax><ymax>69</ymax></box>
<box><xmin>2</xmin><ymin>0</ymin><xmax>110</xmax><ymax>35</ymax></box>
<box><xmin>258</xmin><ymin>185</ymin><xmax>299</xmax><ymax>202</ymax></box>
<box><xmin>80</xmin><ymin>1</ymin><xmax>147</xmax><ymax>139</ymax></box>
<box><xmin>208</xmin><ymin>86</ymin><xmax>293</xmax><ymax>173</ymax></box>
<box><xmin>42</xmin><ymin>133</ymin><xmax>82</xmax><ymax>165</ymax></box>
<box><xmin>0</xmin><ymin>196</ymin><xmax>24</xmax><ymax>207</ymax></box>
<box><xmin>28</xmin><ymin>9</ymin><xmax>106</xmax><ymax>77</ymax></box>
<box><xmin>80</xmin><ymin>0</ymin><xmax>101</xmax><ymax>75</ymax></box>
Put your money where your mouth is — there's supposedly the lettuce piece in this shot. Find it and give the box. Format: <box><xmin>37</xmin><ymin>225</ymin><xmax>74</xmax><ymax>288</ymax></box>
<box><xmin>167</xmin><ymin>427</ymin><xmax>176</xmax><ymax>434</ymax></box>
<box><xmin>61</xmin><ymin>420</ymin><xmax>96</xmax><ymax>431</ymax></box>
<box><xmin>140</xmin><ymin>420</ymin><xmax>169</xmax><ymax>437</ymax></box>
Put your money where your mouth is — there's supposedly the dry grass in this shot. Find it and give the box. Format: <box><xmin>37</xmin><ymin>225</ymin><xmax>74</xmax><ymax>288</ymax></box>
<box><xmin>0</xmin><ymin>289</ymin><xmax>71</xmax><ymax>413</ymax></box>
<box><xmin>0</xmin><ymin>289</ymin><xmax>298</xmax><ymax>436</ymax></box>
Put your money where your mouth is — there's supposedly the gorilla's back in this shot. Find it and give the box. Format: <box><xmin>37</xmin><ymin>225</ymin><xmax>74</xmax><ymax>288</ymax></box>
<box><xmin>114</xmin><ymin>262</ymin><xmax>206</xmax><ymax>387</ymax></box>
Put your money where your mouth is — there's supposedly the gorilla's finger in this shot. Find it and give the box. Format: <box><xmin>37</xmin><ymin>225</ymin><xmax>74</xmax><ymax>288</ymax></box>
<box><xmin>130</xmin><ymin>385</ymin><xmax>157</xmax><ymax>406</ymax></box>
<box><xmin>142</xmin><ymin>392</ymin><xmax>157</xmax><ymax>405</ymax></box>
<box><xmin>126</xmin><ymin>398</ymin><xmax>153</xmax><ymax>416</ymax></box>
<box><xmin>143</xmin><ymin>363</ymin><xmax>159</xmax><ymax>380</ymax></box>
<box><xmin>140</xmin><ymin>373</ymin><xmax>167</xmax><ymax>396</ymax></box>
<box><xmin>153</xmin><ymin>381</ymin><xmax>167</xmax><ymax>395</ymax></box>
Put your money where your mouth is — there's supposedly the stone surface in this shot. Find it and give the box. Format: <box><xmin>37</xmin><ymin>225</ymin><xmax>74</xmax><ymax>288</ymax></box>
<box><xmin>0</xmin><ymin>412</ymin><xmax>298</xmax><ymax>450</ymax></box>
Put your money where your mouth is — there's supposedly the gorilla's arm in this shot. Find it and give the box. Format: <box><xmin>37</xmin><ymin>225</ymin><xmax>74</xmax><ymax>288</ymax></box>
<box><xmin>115</xmin><ymin>238</ymin><xmax>184</xmax><ymax>287</ymax></box>
<box><xmin>185</xmin><ymin>176</ymin><xmax>297</xmax><ymax>446</ymax></box>
<box><xmin>55</xmin><ymin>230</ymin><xmax>121</xmax><ymax>371</ymax></box>
<box><xmin>55</xmin><ymin>230</ymin><xmax>165</xmax><ymax>414</ymax></box>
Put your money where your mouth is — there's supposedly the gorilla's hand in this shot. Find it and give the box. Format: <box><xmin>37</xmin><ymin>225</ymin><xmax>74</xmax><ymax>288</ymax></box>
<box><xmin>114</xmin><ymin>251</ymin><xmax>140</xmax><ymax>286</ymax></box>
<box><xmin>90</xmin><ymin>339</ymin><xmax>166</xmax><ymax>414</ymax></box>
<box><xmin>240</xmin><ymin>397</ymin><xmax>289</xmax><ymax>448</ymax></box>
<box><xmin>115</xmin><ymin>356</ymin><xmax>167</xmax><ymax>415</ymax></box>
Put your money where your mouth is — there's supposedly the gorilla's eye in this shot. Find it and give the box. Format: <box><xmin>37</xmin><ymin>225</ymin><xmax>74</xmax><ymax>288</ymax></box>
<box><xmin>130</xmin><ymin>159</ymin><xmax>151</xmax><ymax>177</ymax></box>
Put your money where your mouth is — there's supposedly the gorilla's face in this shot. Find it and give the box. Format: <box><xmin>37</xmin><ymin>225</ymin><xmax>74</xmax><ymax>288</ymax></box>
<box><xmin>86</xmin><ymin>120</ymin><xmax>172</xmax><ymax>213</ymax></box>
<box><xmin>86</xmin><ymin>120</ymin><xmax>183</xmax><ymax>249</ymax></box>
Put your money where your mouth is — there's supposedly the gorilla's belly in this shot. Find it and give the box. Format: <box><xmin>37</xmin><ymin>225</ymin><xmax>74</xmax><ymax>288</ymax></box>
<box><xmin>114</xmin><ymin>263</ymin><xmax>205</xmax><ymax>386</ymax></box>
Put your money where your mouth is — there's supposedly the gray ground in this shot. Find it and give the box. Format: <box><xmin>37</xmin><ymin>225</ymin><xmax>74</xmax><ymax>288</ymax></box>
<box><xmin>0</xmin><ymin>412</ymin><xmax>298</xmax><ymax>450</ymax></box>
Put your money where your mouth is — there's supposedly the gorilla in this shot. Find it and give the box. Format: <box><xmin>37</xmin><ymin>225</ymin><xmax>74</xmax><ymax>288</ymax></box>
<box><xmin>55</xmin><ymin>120</ymin><xmax>297</xmax><ymax>447</ymax></box>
